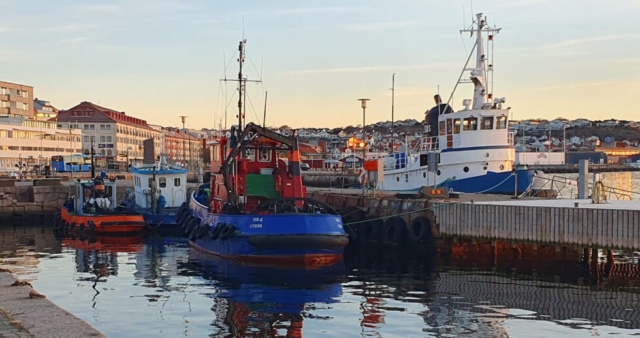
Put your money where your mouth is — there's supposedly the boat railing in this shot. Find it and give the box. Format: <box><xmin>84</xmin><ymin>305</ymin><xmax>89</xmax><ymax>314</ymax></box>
<box><xmin>523</xmin><ymin>174</ymin><xmax>637</xmax><ymax>201</ymax></box>
<box><xmin>414</xmin><ymin>136</ymin><xmax>439</xmax><ymax>153</ymax></box>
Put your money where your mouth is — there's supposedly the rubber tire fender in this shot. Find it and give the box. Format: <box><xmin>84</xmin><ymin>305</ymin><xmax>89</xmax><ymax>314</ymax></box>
<box><xmin>88</xmin><ymin>220</ymin><xmax>96</xmax><ymax>231</ymax></box>
<box><xmin>78</xmin><ymin>223</ymin><xmax>85</xmax><ymax>231</ymax></box>
<box><xmin>68</xmin><ymin>222</ymin><xmax>76</xmax><ymax>231</ymax></box>
<box><xmin>210</xmin><ymin>223</ymin><xmax>226</xmax><ymax>240</ymax></box>
<box><xmin>178</xmin><ymin>212</ymin><xmax>191</xmax><ymax>228</ymax></box>
<box><xmin>383</xmin><ymin>216</ymin><xmax>407</xmax><ymax>245</ymax></box>
<box><xmin>410</xmin><ymin>217</ymin><xmax>432</xmax><ymax>241</ymax></box>
<box><xmin>196</xmin><ymin>224</ymin><xmax>211</xmax><ymax>240</ymax></box>
<box><xmin>186</xmin><ymin>217</ymin><xmax>200</xmax><ymax>236</ymax></box>
<box><xmin>220</xmin><ymin>224</ymin><xmax>236</xmax><ymax>240</ymax></box>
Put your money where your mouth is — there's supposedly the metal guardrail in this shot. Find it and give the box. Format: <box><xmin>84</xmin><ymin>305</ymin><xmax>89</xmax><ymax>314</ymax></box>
<box><xmin>524</xmin><ymin>174</ymin><xmax>637</xmax><ymax>201</ymax></box>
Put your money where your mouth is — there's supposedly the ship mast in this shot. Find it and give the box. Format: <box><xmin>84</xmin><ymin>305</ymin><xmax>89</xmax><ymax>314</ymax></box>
<box><xmin>237</xmin><ymin>39</ymin><xmax>246</xmax><ymax>135</ymax></box>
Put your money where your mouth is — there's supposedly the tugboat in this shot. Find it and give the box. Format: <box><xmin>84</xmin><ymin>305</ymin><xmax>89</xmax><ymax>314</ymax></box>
<box><xmin>379</xmin><ymin>13</ymin><xmax>541</xmax><ymax>195</ymax></box>
<box><xmin>54</xmin><ymin>139</ymin><xmax>146</xmax><ymax>234</ymax></box>
<box><xmin>55</xmin><ymin>178</ymin><xmax>147</xmax><ymax>234</ymax></box>
<box><xmin>176</xmin><ymin>39</ymin><xmax>349</xmax><ymax>265</ymax></box>
<box><xmin>120</xmin><ymin>155</ymin><xmax>188</xmax><ymax>232</ymax></box>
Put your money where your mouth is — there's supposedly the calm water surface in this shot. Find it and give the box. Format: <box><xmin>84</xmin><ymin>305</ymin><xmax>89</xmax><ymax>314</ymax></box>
<box><xmin>2</xmin><ymin>225</ymin><xmax>640</xmax><ymax>338</ymax></box>
<box><xmin>1</xmin><ymin>172</ymin><xmax>639</xmax><ymax>337</ymax></box>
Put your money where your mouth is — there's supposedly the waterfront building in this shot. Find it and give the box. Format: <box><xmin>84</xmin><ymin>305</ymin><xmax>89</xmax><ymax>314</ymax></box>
<box><xmin>55</xmin><ymin>102</ymin><xmax>163</xmax><ymax>168</ymax></box>
<box><xmin>0</xmin><ymin>81</ymin><xmax>34</xmax><ymax>119</ymax></box>
<box><xmin>0</xmin><ymin>115</ymin><xmax>82</xmax><ymax>171</ymax></box>
<box><xmin>34</xmin><ymin>98</ymin><xmax>58</xmax><ymax>121</ymax></box>
<box><xmin>161</xmin><ymin>127</ymin><xmax>203</xmax><ymax>169</ymax></box>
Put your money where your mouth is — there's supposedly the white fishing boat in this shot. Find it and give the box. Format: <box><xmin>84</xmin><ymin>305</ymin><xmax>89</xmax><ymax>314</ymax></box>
<box><xmin>379</xmin><ymin>13</ymin><xmax>541</xmax><ymax>194</ymax></box>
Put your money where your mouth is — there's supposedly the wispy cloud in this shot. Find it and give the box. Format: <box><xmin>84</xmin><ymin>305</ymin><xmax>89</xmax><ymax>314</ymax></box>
<box><xmin>286</xmin><ymin>62</ymin><xmax>458</xmax><ymax>75</ymax></box>
<box><xmin>273</xmin><ymin>6</ymin><xmax>355</xmax><ymax>15</ymax></box>
<box><xmin>346</xmin><ymin>20</ymin><xmax>421</xmax><ymax>31</ymax></box>
<box><xmin>535</xmin><ymin>34</ymin><xmax>637</xmax><ymax>50</ymax></box>
<box><xmin>81</xmin><ymin>4</ymin><xmax>120</xmax><ymax>14</ymax></box>
<box><xmin>54</xmin><ymin>37</ymin><xmax>92</xmax><ymax>44</ymax></box>
<box><xmin>531</xmin><ymin>81</ymin><xmax>639</xmax><ymax>92</ymax></box>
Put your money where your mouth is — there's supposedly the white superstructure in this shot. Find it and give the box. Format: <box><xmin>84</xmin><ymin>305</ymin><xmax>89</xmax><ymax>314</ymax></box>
<box><xmin>379</xmin><ymin>13</ymin><xmax>528</xmax><ymax>193</ymax></box>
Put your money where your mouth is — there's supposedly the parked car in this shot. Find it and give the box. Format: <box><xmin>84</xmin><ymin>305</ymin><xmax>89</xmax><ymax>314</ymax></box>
<box><xmin>300</xmin><ymin>163</ymin><xmax>310</xmax><ymax>171</ymax></box>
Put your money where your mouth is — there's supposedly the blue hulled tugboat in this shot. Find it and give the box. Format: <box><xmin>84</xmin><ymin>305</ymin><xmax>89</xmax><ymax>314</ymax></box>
<box><xmin>175</xmin><ymin>39</ymin><xmax>349</xmax><ymax>266</ymax></box>
<box><xmin>120</xmin><ymin>156</ymin><xmax>188</xmax><ymax>232</ymax></box>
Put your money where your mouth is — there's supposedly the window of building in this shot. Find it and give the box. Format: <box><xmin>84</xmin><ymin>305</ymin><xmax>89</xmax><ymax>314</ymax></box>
<box><xmin>106</xmin><ymin>136</ymin><xmax>112</xmax><ymax>142</ymax></box>
<box><xmin>453</xmin><ymin>119</ymin><xmax>461</xmax><ymax>134</ymax></box>
<box><xmin>174</xmin><ymin>178</ymin><xmax>181</xmax><ymax>186</ymax></box>
<box><xmin>83</xmin><ymin>136</ymin><xmax>89</xmax><ymax>142</ymax></box>
<box><xmin>84</xmin><ymin>125</ymin><xmax>89</xmax><ymax>130</ymax></box>
<box><xmin>90</xmin><ymin>124</ymin><xmax>95</xmax><ymax>130</ymax></box>
<box><xmin>100</xmin><ymin>124</ymin><xmax>105</xmax><ymax>130</ymax></box>
<box><xmin>106</xmin><ymin>125</ymin><xmax>111</xmax><ymax>130</ymax></box>
<box><xmin>159</xmin><ymin>177</ymin><xmax>166</xmax><ymax>188</ymax></box>
<box><xmin>481</xmin><ymin>116</ymin><xmax>494</xmax><ymax>130</ymax></box>
<box><xmin>100</xmin><ymin>136</ymin><xmax>105</xmax><ymax>142</ymax></box>
<box><xmin>496</xmin><ymin>116</ymin><xmax>507</xmax><ymax>129</ymax></box>
<box><xmin>463</xmin><ymin>117</ymin><xmax>478</xmax><ymax>131</ymax></box>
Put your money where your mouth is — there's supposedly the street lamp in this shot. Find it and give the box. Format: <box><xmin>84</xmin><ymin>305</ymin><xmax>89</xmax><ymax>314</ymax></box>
<box><xmin>357</xmin><ymin>98</ymin><xmax>369</xmax><ymax>165</ymax></box>
<box><xmin>179</xmin><ymin>116</ymin><xmax>188</xmax><ymax>169</ymax></box>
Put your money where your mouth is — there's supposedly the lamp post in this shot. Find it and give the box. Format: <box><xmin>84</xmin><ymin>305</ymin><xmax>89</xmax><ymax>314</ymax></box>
<box><xmin>179</xmin><ymin>116</ymin><xmax>187</xmax><ymax>169</ymax></box>
<box><xmin>357</xmin><ymin>98</ymin><xmax>369</xmax><ymax>165</ymax></box>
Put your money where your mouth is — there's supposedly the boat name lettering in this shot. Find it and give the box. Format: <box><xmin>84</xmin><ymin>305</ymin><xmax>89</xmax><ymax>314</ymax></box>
<box><xmin>252</xmin><ymin>217</ymin><xmax>263</xmax><ymax>222</ymax></box>
<box><xmin>250</xmin><ymin>223</ymin><xmax>263</xmax><ymax>228</ymax></box>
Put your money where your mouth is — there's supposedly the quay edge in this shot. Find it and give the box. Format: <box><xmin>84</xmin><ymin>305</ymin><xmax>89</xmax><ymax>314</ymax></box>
<box><xmin>0</xmin><ymin>271</ymin><xmax>106</xmax><ymax>338</ymax></box>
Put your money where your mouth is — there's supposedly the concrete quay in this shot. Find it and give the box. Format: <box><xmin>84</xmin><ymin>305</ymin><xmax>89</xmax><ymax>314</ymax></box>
<box><xmin>0</xmin><ymin>271</ymin><xmax>105</xmax><ymax>338</ymax></box>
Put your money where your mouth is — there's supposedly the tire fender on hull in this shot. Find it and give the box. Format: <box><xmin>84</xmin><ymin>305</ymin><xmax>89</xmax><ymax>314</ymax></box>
<box><xmin>410</xmin><ymin>217</ymin><xmax>432</xmax><ymax>242</ymax></box>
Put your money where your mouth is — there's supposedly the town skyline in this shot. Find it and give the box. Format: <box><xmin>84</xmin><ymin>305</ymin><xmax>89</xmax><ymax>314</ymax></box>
<box><xmin>2</xmin><ymin>0</ymin><xmax>639</xmax><ymax>129</ymax></box>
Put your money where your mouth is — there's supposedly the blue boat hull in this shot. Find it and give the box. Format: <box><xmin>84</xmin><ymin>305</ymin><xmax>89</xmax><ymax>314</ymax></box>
<box><xmin>185</xmin><ymin>195</ymin><xmax>349</xmax><ymax>264</ymax></box>
<box><xmin>439</xmin><ymin>169</ymin><xmax>535</xmax><ymax>195</ymax></box>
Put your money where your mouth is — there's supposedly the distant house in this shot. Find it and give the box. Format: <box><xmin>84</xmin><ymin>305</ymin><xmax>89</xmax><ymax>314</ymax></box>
<box><xmin>596</xmin><ymin>119</ymin><xmax>619</xmax><ymax>127</ymax></box>
<box><xmin>569</xmin><ymin>136</ymin><xmax>582</xmax><ymax>145</ymax></box>
<box><xmin>569</xmin><ymin>118</ymin><xmax>592</xmax><ymax>128</ymax></box>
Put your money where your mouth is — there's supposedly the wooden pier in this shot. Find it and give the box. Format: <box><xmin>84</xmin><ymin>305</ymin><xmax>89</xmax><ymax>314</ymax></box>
<box><xmin>309</xmin><ymin>187</ymin><xmax>640</xmax><ymax>251</ymax></box>
<box><xmin>434</xmin><ymin>199</ymin><xmax>640</xmax><ymax>250</ymax></box>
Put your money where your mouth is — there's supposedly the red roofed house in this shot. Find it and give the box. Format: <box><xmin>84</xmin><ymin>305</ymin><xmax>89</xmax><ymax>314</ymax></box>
<box><xmin>55</xmin><ymin>101</ymin><xmax>163</xmax><ymax>166</ymax></box>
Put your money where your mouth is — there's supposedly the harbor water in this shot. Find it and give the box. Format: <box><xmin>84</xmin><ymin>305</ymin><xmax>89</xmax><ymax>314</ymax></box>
<box><xmin>1</xmin><ymin>172</ymin><xmax>639</xmax><ymax>337</ymax></box>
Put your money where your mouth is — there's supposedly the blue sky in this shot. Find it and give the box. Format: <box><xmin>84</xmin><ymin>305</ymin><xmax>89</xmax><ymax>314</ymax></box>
<box><xmin>1</xmin><ymin>0</ymin><xmax>639</xmax><ymax>129</ymax></box>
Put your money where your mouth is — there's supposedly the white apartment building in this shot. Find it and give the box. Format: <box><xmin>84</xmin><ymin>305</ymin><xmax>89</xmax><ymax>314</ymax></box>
<box><xmin>0</xmin><ymin>116</ymin><xmax>82</xmax><ymax>171</ymax></box>
<box><xmin>56</xmin><ymin>102</ymin><xmax>163</xmax><ymax>166</ymax></box>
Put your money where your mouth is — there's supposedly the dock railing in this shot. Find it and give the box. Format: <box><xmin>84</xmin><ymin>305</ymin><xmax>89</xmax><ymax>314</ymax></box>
<box><xmin>524</xmin><ymin>174</ymin><xmax>637</xmax><ymax>201</ymax></box>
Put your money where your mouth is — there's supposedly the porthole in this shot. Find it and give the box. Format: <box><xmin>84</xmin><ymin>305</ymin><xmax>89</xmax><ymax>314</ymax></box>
<box><xmin>483</xmin><ymin>166</ymin><xmax>488</xmax><ymax>170</ymax></box>
<box><xmin>437</xmin><ymin>170</ymin><xmax>441</xmax><ymax>176</ymax></box>
<box><xmin>396</xmin><ymin>176</ymin><xmax>400</xmax><ymax>182</ymax></box>
<box><xmin>423</xmin><ymin>172</ymin><xmax>426</xmax><ymax>178</ymax></box>
<box><xmin>463</xmin><ymin>167</ymin><xmax>469</xmax><ymax>173</ymax></box>
<box><xmin>500</xmin><ymin>164</ymin><xmax>505</xmax><ymax>170</ymax></box>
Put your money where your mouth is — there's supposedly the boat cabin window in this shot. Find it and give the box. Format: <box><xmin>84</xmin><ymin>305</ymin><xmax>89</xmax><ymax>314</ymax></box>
<box><xmin>453</xmin><ymin>119</ymin><xmax>461</xmax><ymax>134</ymax></box>
<box><xmin>243</xmin><ymin>148</ymin><xmax>255</xmax><ymax>161</ymax></box>
<box><xmin>174</xmin><ymin>178</ymin><xmax>181</xmax><ymax>186</ymax></box>
<box><xmin>159</xmin><ymin>177</ymin><xmax>166</xmax><ymax>188</ymax></box>
<box><xmin>446</xmin><ymin>119</ymin><xmax>453</xmax><ymax>135</ymax></box>
<box><xmin>496</xmin><ymin>116</ymin><xmax>507</xmax><ymax>129</ymax></box>
<box><xmin>148</xmin><ymin>177</ymin><xmax>154</xmax><ymax>188</ymax></box>
<box><xmin>463</xmin><ymin>117</ymin><xmax>478</xmax><ymax>131</ymax></box>
<box><xmin>212</xmin><ymin>144</ymin><xmax>220</xmax><ymax>161</ymax></box>
<box><xmin>480</xmin><ymin>116</ymin><xmax>494</xmax><ymax>130</ymax></box>
<box><xmin>258</xmin><ymin>148</ymin><xmax>271</xmax><ymax>162</ymax></box>
<box><xmin>439</xmin><ymin>121</ymin><xmax>446</xmax><ymax>136</ymax></box>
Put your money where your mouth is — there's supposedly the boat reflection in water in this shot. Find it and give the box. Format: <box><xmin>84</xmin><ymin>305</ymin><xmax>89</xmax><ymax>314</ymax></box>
<box><xmin>186</xmin><ymin>249</ymin><xmax>347</xmax><ymax>337</ymax></box>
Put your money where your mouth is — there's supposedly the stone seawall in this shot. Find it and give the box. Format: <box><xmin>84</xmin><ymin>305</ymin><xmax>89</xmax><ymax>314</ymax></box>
<box><xmin>0</xmin><ymin>179</ymin><xmax>130</xmax><ymax>219</ymax></box>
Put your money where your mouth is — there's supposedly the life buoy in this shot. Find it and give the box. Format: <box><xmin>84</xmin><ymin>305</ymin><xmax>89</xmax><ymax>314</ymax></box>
<box><xmin>88</xmin><ymin>220</ymin><xmax>96</xmax><ymax>231</ymax></box>
<box><xmin>275</xmin><ymin>175</ymin><xmax>283</xmax><ymax>192</ymax></box>
<box><xmin>383</xmin><ymin>216</ymin><xmax>407</xmax><ymax>245</ymax></box>
<box><xmin>220</xmin><ymin>224</ymin><xmax>236</xmax><ymax>240</ymax></box>
<box><xmin>210</xmin><ymin>223</ymin><xmax>225</xmax><ymax>240</ymax></box>
<box><xmin>410</xmin><ymin>217</ymin><xmax>432</xmax><ymax>242</ymax></box>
